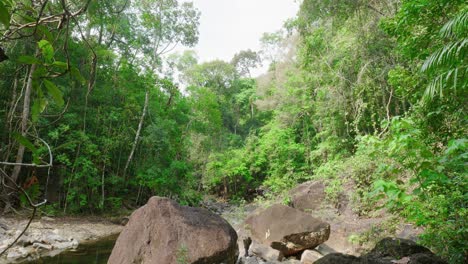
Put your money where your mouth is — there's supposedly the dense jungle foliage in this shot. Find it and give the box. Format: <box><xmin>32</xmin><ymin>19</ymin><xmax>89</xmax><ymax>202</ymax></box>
<box><xmin>0</xmin><ymin>0</ymin><xmax>466</xmax><ymax>262</ymax></box>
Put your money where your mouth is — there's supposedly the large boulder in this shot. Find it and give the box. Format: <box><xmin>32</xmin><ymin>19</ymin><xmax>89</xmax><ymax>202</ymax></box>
<box><xmin>108</xmin><ymin>197</ymin><xmax>238</xmax><ymax>264</ymax></box>
<box><xmin>363</xmin><ymin>237</ymin><xmax>446</xmax><ymax>264</ymax></box>
<box><xmin>289</xmin><ymin>181</ymin><xmax>326</xmax><ymax>212</ymax></box>
<box><xmin>243</xmin><ymin>204</ymin><xmax>330</xmax><ymax>256</ymax></box>
<box><xmin>315</xmin><ymin>238</ymin><xmax>447</xmax><ymax>264</ymax></box>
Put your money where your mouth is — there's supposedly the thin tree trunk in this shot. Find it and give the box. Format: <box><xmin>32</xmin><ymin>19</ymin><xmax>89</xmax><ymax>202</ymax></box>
<box><xmin>123</xmin><ymin>90</ymin><xmax>149</xmax><ymax>179</ymax></box>
<box><xmin>3</xmin><ymin>63</ymin><xmax>37</xmax><ymax>213</ymax></box>
<box><xmin>3</xmin><ymin>73</ymin><xmax>18</xmax><ymax>144</ymax></box>
<box><xmin>10</xmin><ymin>63</ymin><xmax>37</xmax><ymax>184</ymax></box>
<box><xmin>250</xmin><ymin>102</ymin><xmax>254</xmax><ymax>119</ymax></box>
<box><xmin>101</xmin><ymin>164</ymin><xmax>105</xmax><ymax>210</ymax></box>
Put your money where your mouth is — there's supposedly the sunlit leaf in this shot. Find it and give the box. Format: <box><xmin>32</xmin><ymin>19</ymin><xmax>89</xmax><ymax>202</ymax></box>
<box><xmin>38</xmin><ymin>39</ymin><xmax>54</xmax><ymax>63</ymax></box>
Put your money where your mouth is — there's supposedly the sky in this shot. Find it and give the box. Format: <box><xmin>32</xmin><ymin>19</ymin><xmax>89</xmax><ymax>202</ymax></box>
<box><xmin>173</xmin><ymin>0</ymin><xmax>300</xmax><ymax>76</ymax></box>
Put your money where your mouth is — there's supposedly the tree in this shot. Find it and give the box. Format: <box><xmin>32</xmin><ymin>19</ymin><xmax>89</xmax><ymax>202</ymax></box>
<box><xmin>0</xmin><ymin>0</ymin><xmax>92</xmax><ymax>212</ymax></box>
<box><xmin>122</xmin><ymin>0</ymin><xmax>200</xmax><ymax>178</ymax></box>
<box><xmin>231</xmin><ymin>49</ymin><xmax>262</xmax><ymax>77</ymax></box>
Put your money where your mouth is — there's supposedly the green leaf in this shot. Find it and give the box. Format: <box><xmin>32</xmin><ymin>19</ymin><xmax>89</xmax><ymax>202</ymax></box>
<box><xmin>31</xmin><ymin>97</ymin><xmax>47</xmax><ymax>122</ymax></box>
<box><xmin>38</xmin><ymin>39</ymin><xmax>54</xmax><ymax>63</ymax></box>
<box><xmin>31</xmin><ymin>100</ymin><xmax>40</xmax><ymax>123</ymax></box>
<box><xmin>43</xmin><ymin>79</ymin><xmax>64</xmax><ymax>106</ymax></box>
<box><xmin>13</xmin><ymin>132</ymin><xmax>41</xmax><ymax>165</ymax></box>
<box><xmin>36</xmin><ymin>25</ymin><xmax>53</xmax><ymax>42</ymax></box>
<box><xmin>0</xmin><ymin>1</ymin><xmax>10</xmax><ymax>28</ymax></box>
<box><xmin>17</xmin><ymin>13</ymin><xmax>35</xmax><ymax>23</ymax></box>
<box><xmin>52</xmin><ymin>61</ymin><xmax>68</xmax><ymax>69</ymax></box>
<box><xmin>17</xmin><ymin>55</ymin><xmax>40</xmax><ymax>65</ymax></box>
<box><xmin>71</xmin><ymin>66</ymin><xmax>86</xmax><ymax>85</ymax></box>
<box><xmin>32</xmin><ymin>65</ymin><xmax>48</xmax><ymax>78</ymax></box>
<box><xmin>13</xmin><ymin>133</ymin><xmax>37</xmax><ymax>153</ymax></box>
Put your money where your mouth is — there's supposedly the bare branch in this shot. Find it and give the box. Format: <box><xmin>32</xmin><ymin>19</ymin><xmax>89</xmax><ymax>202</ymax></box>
<box><xmin>0</xmin><ymin>168</ymin><xmax>47</xmax><ymax>258</ymax></box>
<box><xmin>0</xmin><ymin>135</ymin><xmax>53</xmax><ymax>168</ymax></box>
<box><xmin>1</xmin><ymin>0</ymin><xmax>92</xmax><ymax>42</ymax></box>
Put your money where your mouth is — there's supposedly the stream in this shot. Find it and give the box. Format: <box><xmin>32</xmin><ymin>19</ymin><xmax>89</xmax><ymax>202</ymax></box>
<box><xmin>22</xmin><ymin>234</ymin><xmax>118</xmax><ymax>264</ymax></box>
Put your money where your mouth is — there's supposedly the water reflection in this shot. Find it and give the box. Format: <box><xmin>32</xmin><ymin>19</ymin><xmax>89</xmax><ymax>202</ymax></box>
<box><xmin>24</xmin><ymin>234</ymin><xmax>118</xmax><ymax>264</ymax></box>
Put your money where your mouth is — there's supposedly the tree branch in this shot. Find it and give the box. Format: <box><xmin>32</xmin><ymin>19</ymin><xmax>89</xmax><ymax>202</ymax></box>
<box><xmin>0</xmin><ymin>168</ymin><xmax>46</xmax><ymax>258</ymax></box>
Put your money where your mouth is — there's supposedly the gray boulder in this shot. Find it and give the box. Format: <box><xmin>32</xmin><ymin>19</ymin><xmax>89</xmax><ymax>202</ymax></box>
<box><xmin>243</xmin><ymin>204</ymin><xmax>330</xmax><ymax>256</ymax></box>
<box><xmin>108</xmin><ymin>196</ymin><xmax>238</xmax><ymax>264</ymax></box>
<box><xmin>289</xmin><ymin>181</ymin><xmax>326</xmax><ymax>212</ymax></box>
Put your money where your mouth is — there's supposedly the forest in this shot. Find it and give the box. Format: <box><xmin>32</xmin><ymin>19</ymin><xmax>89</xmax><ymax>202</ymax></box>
<box><xmin>0</xmin><ymin>0</ymin><xmax>466</xmax><ymax>263</ymax></box>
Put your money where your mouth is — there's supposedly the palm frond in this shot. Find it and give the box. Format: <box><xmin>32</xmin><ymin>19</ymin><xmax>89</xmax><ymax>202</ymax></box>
<box><xmin>423</xmin><ymin>66</ymin><xmax>468</xmax><ymax>100</ymax></box>
<box><xmin>421</xmin><ymin>9</ymin><xmax>468</xmax><ymax>100</ymax></box>
<box><xmin>422</xmin><ymin>39</ymin><xmax>467</xmax><ymax>72</ymax></box>
<box><xmin>440</xmin><ymin>10</ymin><xmax>468</xmax><ymax>39</ymax></box>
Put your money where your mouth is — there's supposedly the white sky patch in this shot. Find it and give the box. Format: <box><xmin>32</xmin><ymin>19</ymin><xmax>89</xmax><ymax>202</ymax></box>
<box><xmin>172</xmin><ymin>0</ymin><xmax>299</xmax><ymax>77</ymax></box>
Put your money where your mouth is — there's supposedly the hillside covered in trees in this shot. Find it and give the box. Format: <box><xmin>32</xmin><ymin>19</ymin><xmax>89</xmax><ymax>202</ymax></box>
<box><xmin>0</xmin><ymin>0</ymin><xmax>466</xmax><ymax>263</ymax></box>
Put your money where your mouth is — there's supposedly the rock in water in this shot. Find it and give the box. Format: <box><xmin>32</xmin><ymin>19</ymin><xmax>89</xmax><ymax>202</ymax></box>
<box><xmin>243</xmin><ymin>204</ymin><xmax>330</xmax><ymax>256</ymax></box>
<box><xmin>108</xmin><ymin>196</ymin><xmax>238</xmax><ymax>264</ymax></box>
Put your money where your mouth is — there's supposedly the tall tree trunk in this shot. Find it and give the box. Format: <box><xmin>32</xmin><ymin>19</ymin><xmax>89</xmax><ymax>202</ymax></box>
<box><xmin>123</xmin><ymin>90</ymin><xmax>149</xmax><ymax>179</ymax></box>
<box><xmin>3</xmin><ymin>62</ymin><xmax>37</xmax><ymax>213</ymax></box>
<box><xmin>10</xmin><ymin>63</ymin><xmax>37</xmax><ymax>184</ymax></box>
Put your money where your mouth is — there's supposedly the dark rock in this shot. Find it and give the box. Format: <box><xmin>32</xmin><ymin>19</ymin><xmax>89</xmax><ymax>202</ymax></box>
<box><xmin>406</xmin><ymin>253</ymin><xmax>447</xmax><ymax>264</ymax></box>
<box><xmin>243</xmin><ymin>204</ymin><xmax>330</xmax><ymax>256</ymax></box>
<box><xmin>315</xmin><ymin>238</ymin><xmax>447</xmax><ymax>264</ymax></box>
<box><xmin>243</xmin><ymin>236</ymin><xmax>252</xmax><ymax>256</ymax></box>
<box><xmin>366</xmin><ymin>237</ymin><xmax>431</xmax><ymax>259</ymax></box>
<box><xmin>314</xmin><ymin>253</ymin><xmax>360</xmax><ymax>264</ymax></box>
<box><xmin>108</xmin><ymin>196</ymin><xmax>238</xmax><ymax>264</ymax></box>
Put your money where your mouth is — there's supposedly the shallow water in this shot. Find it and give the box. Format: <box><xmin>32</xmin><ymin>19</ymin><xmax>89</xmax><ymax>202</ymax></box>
<box><xmin>23</xmin><ymin>234</ymin><xmax>118</xmax><ymax>264</ymax></box>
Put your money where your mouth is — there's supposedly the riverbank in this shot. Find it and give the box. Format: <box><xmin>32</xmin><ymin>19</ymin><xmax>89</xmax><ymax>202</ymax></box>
<box><xmin>0</xmin><ymin>216</ymin><xmax>123</xmax><ymax>263</ymax></box>
<box><xmin>0</xmin><ymin>183</ymin><xmax>424</xmax><ymax>264</ymax></box>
